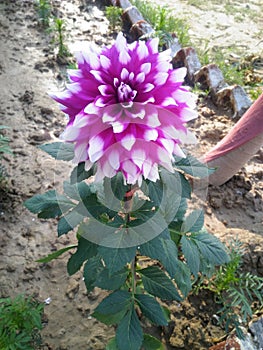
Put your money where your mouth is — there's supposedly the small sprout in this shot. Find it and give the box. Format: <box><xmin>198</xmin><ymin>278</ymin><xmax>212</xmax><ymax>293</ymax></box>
<box><xmin>105</xmin><ymin>6</ymin><xmax>123</xmax><ymax>32</ymax></box>
<box><xmin>194</xmin><ymin>239</ymin><xmax>263</xmax><ymax>338</ymax></box>
<box><xmin>0</xmin><ymin>125</ymin><xmax>12</xmax><ymax>185</ymax></box>
<box><xmin>36</xmin><ymin>0</ymin><xmax>52</xmax><ymax>28</ymax></box>
<box><xmin>0</xmin><ymin>295</ymin><xmax>44</xmax><ymax>349</ymax></box>
<box><xmin>131</xmin><ymin>0</ymin><xmax>191</xmax><ymax>47</ymax></box>
<box><xmin>53</xmin><ymin>18</ymin><xmax>71</xmax><ymax>58</ymax></box>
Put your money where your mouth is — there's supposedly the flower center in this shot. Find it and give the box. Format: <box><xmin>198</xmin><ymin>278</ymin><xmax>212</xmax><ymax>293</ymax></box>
<box><xmin>117</xmin><ymin>82</ymin><xmax>137</xmax><ymax>104</ymax></box>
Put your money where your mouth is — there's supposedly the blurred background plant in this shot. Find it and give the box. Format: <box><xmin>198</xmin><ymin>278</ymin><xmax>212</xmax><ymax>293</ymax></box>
<box><xmin>194</xmin><ymin>239</ymin><xmax>263</xmax><ymax>338</ymax></box>
<box><xmin>129</xmin><ymin>0</ymin><xmax>262</xmax><ymax>100</ymax></box>
<box><xmin>36</xmin><ymin>0</ymin><xmax>52</xmax><ymax>28</ymax></box>
<box><xmin>0</xmin><ymin>126</ymin><xmax>12</xmax><ymax>186</ymax></box>
<box><xmin>105</xmin><ymin>6</ymin><xmax>123</xmax><ymax>32</ymax></box>
<box><xmin>0</xmin><ymin>295</ymin><xmax>44</xmax><ymax>350</ymax></box>
<box><xmin>53</xmin><ymin>18</ymin><xmax>70</xmax><ymax>58</ymax></box>
<box><xmin>130</xmin><ymin>0</ymin><xmax>191</xmax><ymax>48</ymax></box>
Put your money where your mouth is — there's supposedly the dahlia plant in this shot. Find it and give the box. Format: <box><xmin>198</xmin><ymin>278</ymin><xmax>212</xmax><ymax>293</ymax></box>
<box><xmin>25</xmin><ymin>33</ymin><xmax>229</xmax><ymax>349</ymax></box>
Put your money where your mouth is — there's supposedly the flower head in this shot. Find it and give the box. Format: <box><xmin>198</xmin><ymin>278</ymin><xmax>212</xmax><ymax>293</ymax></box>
<box><xmin>50</xmin><ymin>33</ymin><xmax>197</xmax><ymax>185</ymax></box>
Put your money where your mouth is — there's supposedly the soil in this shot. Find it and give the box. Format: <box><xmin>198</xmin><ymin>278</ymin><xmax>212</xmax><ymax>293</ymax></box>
<box><xmin>0</xmin><ymin>1</ymin><xmax>262</xmax><ymax>350</ymax></box>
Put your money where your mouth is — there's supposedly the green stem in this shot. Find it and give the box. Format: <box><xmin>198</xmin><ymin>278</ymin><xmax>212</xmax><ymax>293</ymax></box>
<box><xmin>131</xmin><ymin>257</ymin><xmax>136</xmax><ymax>296</ymax></box>
<box><xmin>124</xmin><ymin>186</ymin><xmax>137</xmax><ymax>296</ymax></box>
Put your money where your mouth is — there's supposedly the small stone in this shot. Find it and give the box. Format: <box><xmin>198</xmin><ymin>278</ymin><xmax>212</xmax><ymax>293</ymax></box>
<box><xmin>116</xmin><ymin>0</ymin><xmax>132</xmax><ymax>9</ymax></box>
<box><xmin>6</xmin><ymin>264</ymin><xmax>16</xmax><ymax>272</ymax></box>
<box><xmin>249</xmin><ymin>316</ymin><xmax>263</xmax><ymax>349</ymax></box>
<box><xmin>130</xmin><ymin>20</ymin><xmax>155</xmax><ymax>41</ymax></box>
<box><xmin>202</xmin><ymin>106</ymin><xmax>215</xmax><ymax>118</ymax></box>
<box><xmin>172</xmin><ymin>47</ymin><xmax>201</xmax><ymax>86</ymax></box>
<box><xmin>87</xmin><ymin>287</ymin><xmax>100</xmax><ymax>301</ymax></box>
<box><xmin>66</xmin><ymin>279</ymin><xmax>79</xmax><ymax>299</ymax></box>
<box><xmin>58</xmin><ymin>328</ymin><xmax>66</xmax><ymax>336</ymax></box>
<box><xmin>195</xmin><ymin>64</ymin><xmax>226</xmax><ymax>91</ymax></box>
<box><xmin>122</xmin><ymin>6</ymin><xmax>144</xmax><ymax>27</ymax></box>
<box><xmin>28</xmin><ymin>130</ymin><xmax>51</xmax><ymax>144</ymax></box>
<box><xmin>206</xmin><ymin>207</ymin><xmax>212</xmax><ymax>215</ymax></box>
<box><xmin>216</xmin><ymin>85</ymin><xmax>252</xmax><ymax>118</ymax></box>
<box><xmin>19</xmin><ymin>90</ymin><xmax>34</xmax><ymax>104</ymax></box>
<box><xmin>24</xmin><ymin>263</ymin><xmax>38</xmax><ymax>274</ymax></box>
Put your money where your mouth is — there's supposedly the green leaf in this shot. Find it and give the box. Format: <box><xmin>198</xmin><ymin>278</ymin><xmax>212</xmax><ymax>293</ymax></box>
<box><xmin>160</xmin><ymin>195</ymin><xmax>183</xmax><ymax>224</ymax></box>
<box><xmin>96</xmin><ymin>267</ymin><xmax>129</xmax><ymax>291</ymax></box>
<box><xmin>106</xmin><ymin>338</ymin><xmax>118</xmax><ymax>350</ymax></box>
<box><xmin>93</xmin><ymin>309</ymin><xmax>127</xmax><ymax>326</ymax></box>
<box><xmin>24</xmin><ymin>190</ymin><xmax>74</xmax><ymax>218</ymax></box>
<box><xmin>193</xmin><ymin>231</ymin><xmax>229</xmax><ymax>266</ymax></box>
<box><xmin>169</xmin><ymin>221</ymin><xmax>182</xmax><ymax>244</ymax></box>
<box><xmin>67</xmin><ymin>236</ymin><xmax>98</xmax><ymax>275</ymax></box>
<box><xmin>36</xmin><ymin>245</ymin><xmax>77</xmax><ymax>263</ymax></box>
<box><xmin>181</xmin><ymin>209</ymin><xmax>204</xmax><ymax>233</ymax></box>
<box><xmin>173</xmin><ymin>260</ymin><xmax>192</xmax><ymax>297</ymax></box>
<box><xmin>57</xmin><ymin>209</ymin><xmax>84</xmax><ymax>236</ymax></box>
<box><xmin>94</xmin><ymin>290</ymin><xmax>131</xmax><ymax>315</ymax></box>
<box><xmin>70</xmin><ymin>162</ymin><xmax>93</xmax><ymax>184</ymax></box>
<box><xmin>181</xmin><ymin>235</ymin><xmax>200</xmax><ymax>278</ymax></box>
<box><xmin>160</xmin><ymin>169</ymin><xmax>192</xmax><ymax>204</ymax></box>
<box><xmin>174</xmin><ymin>154</ymin><xmax>215</xmax><ymax>178</ymax></box>
<box><xmin>139</xmin><ymin>266</ymin><xmax>181</xmax><ymax>301</ymax></box>
<box><xmin>39</xmin><ymin>142</ymin><xmax>74</xmax><ymax>161</ymax></box>
<box><xmin>174</xmin><ymin>197</ymin><xmax>187</xmax><ymax>222</ymax></box>
<box><xmin>98</xmin><ymin>246</ymin><xmax>136</xmax><ymax>274</ymax></box>
<box><xmin>81</xmin><ymin>193</ymin><xmax>116</xmax><ymax>219</ymax></box>
<box><xmin>139</xmin><ymin>230</ymin><xmax>178</xmax><ymax>278</ymax></box>
<box><xmin>97</xmin><ymin>174</ymin><xmax>127</xmax><ymax>212</ymax></box>
<box><xmin>110</xmin><ymin>172</ymin><xmax>128</xmax><ymax>201</ymax></box>
<box><xmin>83</xmin><ymin>256</ymin><xmax>103</xmax><ymax>292</ymax></box>
<box><xmin>147</xmin><ymin>179</ymin><xmax>163</xmax><ymax>206</ymax></box>
<box><xmin>135</xmin><ymin>294</ymin><xmax>168</xmax><ymax>326</ymax></box>
<box><xmin>142</xmin><ymin>334</ymin><xmax>165</xmax><ymax>350</ymax></box>
<box><xmin>131</xmin><ymin>200</ymin><xmax>156</xmax><ymax>221</ymax></box>
<box><xmin>63</xmin><ymin>180</ymin><xmax>91</xmax><ymax>201</ymax></box>
<box><xmin>116</xmin><ymin>305</ymin><xmax>143</xmax><ymax>350</ymax></box>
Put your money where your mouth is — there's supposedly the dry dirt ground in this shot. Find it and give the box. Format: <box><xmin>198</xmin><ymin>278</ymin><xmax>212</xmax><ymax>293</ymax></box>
<box><xmin>0</xmin><ymin>1</ymin><xmax>262</xmax><ymax>349</ymax></box>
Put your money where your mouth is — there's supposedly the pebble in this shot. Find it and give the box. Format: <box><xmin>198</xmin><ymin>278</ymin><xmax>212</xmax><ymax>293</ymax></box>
<box><xmin>6</xmin><ymin>264</ymin><xmax>16</xmax><ymax>272</ymax></box>
<box><xmin>66</xmin><ymin>279</ymin><xmax>79</xmax><ymax>299</ymax></box>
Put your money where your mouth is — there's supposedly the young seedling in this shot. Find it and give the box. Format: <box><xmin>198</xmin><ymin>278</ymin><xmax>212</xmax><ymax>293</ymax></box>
<box><xmin>131</xmin><ymin>0</ymin><xmax>191</xmax><ymax>47</ymax></box>
<box><xmin>53</xmin><ymin>18</ymin><xmax>70</xmax><ymax>59</ymax></box>
<box><xmin>0</xmin><ymin>126</ymin><xmax>12</xmax><ymax>186</ymax></box>
<box><xmin>0</xmin><ymin>295</ymin><xmax>44</xmax><ymax>350</ymax></box>
<box><xmin>36</xmin><ymin>0</ymin><xmax>52</xmax><ymax>28</ymax></box>
<box><xmin>195</xmin><ymin>239</ymin><xmax>263</xmax><ymax>338</ymax></box>
<box><xmin>105</xmin><ymin>6</ymin><xmax>123</xmax><ymax>32</ymax></box>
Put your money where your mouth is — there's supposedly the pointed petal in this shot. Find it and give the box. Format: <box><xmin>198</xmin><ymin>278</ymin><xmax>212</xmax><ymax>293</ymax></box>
<box><xmin>88</xmin><ymin>135</ymin><xmax>104</xmax><ymax>162</ymax></box>
<box><xmin>108</xmin><ymin>149</ymin><xmax>120</xmax><ymax>170</ymax></box>
<box><xmin>100</xmin><ymin>55</ymin><xmax>111</xmax><ymax>70</ymax></box>
<box><xmin>121</xmin><ymin>134</ymin><xmax>136</xmax><ymax>151</ymax></box>
<box><xmin>173</xmin><ymin>143</ymin><xmax>186</xmax><ymax>158</ymax></box>
<box><xmin>140</xmin><ymin>62</ymin><xmax>151</xmax><ymax>74</ymax></box>
<box><xmin>121</xmin><ymin>68</ymin><xmax>129</xmax><ymax>81</ymax></box>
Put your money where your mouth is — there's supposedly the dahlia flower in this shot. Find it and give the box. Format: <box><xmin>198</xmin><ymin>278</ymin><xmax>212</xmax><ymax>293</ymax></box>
<box><xmin>50</xmin><ymin>33</ymin><xmax>197</xmax><ymax>185</ymax></box>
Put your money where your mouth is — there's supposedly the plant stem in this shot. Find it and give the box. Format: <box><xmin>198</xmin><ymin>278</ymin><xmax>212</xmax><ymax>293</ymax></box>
<box><xmin>131</xmin><ymin>257</ymin><xmax>136</xmax><ymax>295</ymax></box>
<box><xmin>124</xmin><ymin>185</ymin><xmax>137</xmax><ymax>295</ymax></box>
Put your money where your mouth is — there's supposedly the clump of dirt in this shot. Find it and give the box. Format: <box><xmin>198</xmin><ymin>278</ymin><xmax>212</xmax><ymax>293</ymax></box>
<box><xmin>0</xmin><ymin>0</ymin><xmax>262</xmax><ymax>349</ymax></box>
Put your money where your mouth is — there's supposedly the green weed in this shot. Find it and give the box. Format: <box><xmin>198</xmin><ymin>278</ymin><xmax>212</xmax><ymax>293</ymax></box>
<box><xmin>0</xmin><ymin>126</ymin><xmax>12</xmax><ymax>185</ymax></box>
<box><xmin>131</xmin><ymin>0</ymin><xmax>191</xmax><ymax>47</ymax></box>
<box><xmin>194</xmin><ymin>239</ymin><xmax>263</xmax><ymax>338</ymax></box>
<box><xmin>36</xmin><ymin>0</ymin><xmax>52</xmax><ymax>28</ymax></box>
<box><xmin>0</xmin><ymin>295</ymin><xmax>44</xmax><ymax>350</ymax></box>
<box><xmin>105</xmin><ymin>6</ymin><xmax>123</xmax><ymax>32</ymax></box>
<box><xmin>53</xmin><ymin>18</ymin><xmax>70</xmax><ymax>58</ymax></box>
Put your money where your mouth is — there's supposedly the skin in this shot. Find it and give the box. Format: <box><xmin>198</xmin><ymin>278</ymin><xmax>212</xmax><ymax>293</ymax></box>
<box><xmin>204</xmin><ymin>94</ymin><xmax>263</xmax><ymax>186</ymax></box>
